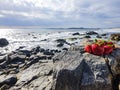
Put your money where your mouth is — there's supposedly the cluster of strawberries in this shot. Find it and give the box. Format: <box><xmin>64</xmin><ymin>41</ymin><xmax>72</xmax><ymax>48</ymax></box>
<box><xmin>84</xmin><ymin>39</ymin><xmax>114</xmax><ymax>56</ymax></box>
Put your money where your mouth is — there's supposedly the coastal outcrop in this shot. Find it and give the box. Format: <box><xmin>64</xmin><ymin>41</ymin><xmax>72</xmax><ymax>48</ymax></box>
<box><xmin>52</xmin><ymin>46</ymin><xmax>120</xmax><ymax>90</ymax></box>
<box><xmin>0</xmin><ymin>46</ymin><xmax>55</xmax><ymax>90</ymax></box>
<box><xmin>0</xmin><ymin>45</ymin><xmax>120</xmax><ymax>90</ymax></box>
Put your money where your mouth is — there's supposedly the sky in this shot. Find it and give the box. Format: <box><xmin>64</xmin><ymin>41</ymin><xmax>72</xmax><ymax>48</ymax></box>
<box><xmin>0</xmin><ymin>0</ymin><xmax>120</xmax><ymax>28</ymax></box>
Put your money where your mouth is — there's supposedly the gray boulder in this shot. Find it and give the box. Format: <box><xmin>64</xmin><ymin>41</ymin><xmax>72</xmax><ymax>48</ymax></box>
<box><xmin>72</xmin><ymin>32</ymin><xmax>80</xmax><ymax>36</ymax></box>
<box><xmin>0</xmin><ymin>38</ymin><xmax>9</xmax><ymax>47</ymax></box>
<box><xmin>52</xmin><ymin>51</ymin><xmax>111</xmax><ymax>90</ymax></box>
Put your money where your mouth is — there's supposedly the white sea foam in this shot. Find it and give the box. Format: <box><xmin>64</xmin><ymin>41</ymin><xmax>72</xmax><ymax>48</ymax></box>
<box><xmin>0</xmin><ymin>28</ymin><xmax>120</xmax><ymax>54</ymax></box>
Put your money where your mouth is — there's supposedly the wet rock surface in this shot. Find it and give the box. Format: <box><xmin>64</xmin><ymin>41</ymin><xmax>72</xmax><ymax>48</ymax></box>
<box><xmin>72</xmin><ymin>32</ymin><xmax>80</xmax><ymax>36</ymax></box>
<box><xmin>84</xmin><ymin>35</ymin><xmax>91</xmax><ymax>38</ymax></box>
<box><xmin>0</xmin><ymin>45</ymin><xmax>120</xmax><ymax>90</ymax></box>
<box><xmin>86</xmin><ymin>31</ymin><xmax>98</xmax><ymax>35</ymax></box>
<box><xmin>0</xmin><ymin>38</ymin><xmax>9</xmax><ymax>47</ymax></box>
<box><xmin>57</xmin><ymin>43</ymin><xmax>64</xmax><ymax>47</ymax></box>
<box><xmin>55</xmin><ymin>39</ymin><xmax>66</xmax><ymax>44</ymax></box>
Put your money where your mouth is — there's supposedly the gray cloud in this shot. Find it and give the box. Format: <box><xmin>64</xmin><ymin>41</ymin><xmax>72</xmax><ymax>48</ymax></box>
<box><xmin>0</xmin><ymin>0</ymin><xmax>119</xmax><ymax>28</ymax></box>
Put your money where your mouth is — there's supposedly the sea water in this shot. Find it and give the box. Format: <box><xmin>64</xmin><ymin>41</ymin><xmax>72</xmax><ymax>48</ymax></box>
<box><xmin>0</xmin><ymin>28</ymin><xmax>120</xmax><ymax>54</ymax></box>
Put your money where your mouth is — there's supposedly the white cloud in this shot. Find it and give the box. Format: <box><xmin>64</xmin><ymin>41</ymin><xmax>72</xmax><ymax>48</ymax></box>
<box><xmin>0</xmin><ymin>14</ymin><xmax>4</xmax><ymax>17</ymax></box>
<box><xmin>0</xmin><ymin>0</ymin><xmax>119</xmax><ymax>27</ymax></box>
<box><xmin>0</xmin><ymin>10</ymin><xmax>54</xmax><ymax>19</ymax></box>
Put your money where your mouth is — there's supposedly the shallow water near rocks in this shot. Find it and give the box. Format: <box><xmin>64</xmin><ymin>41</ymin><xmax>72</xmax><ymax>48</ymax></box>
<box><xmin>0</xmin><ymin>28</ymin><xmax>120</xmax><ymax>54</ymax></box>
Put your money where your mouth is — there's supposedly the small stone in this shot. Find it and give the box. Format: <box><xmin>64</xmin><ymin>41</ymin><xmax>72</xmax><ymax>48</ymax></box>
<box><xmin>32</xmin><ymin>46</ymin><xmax>41</xmax><ymax>54</ymax></box>
<box><xmin>57</xmin><ymin>43</ymin><xmax>64</xmax><ymax>47</ymax></box>
<box><xmin>72</xmin><ymin>32</ymin><xmax>80</xmax><ymax>36</ymax></box>
<box><xmin>101</xmin><ymin>33</ymin><xmax>107</xmax><ymax>36</ymax></box>
<box><xmin>43</xmin><ymin>51</ymin><xmax>54</xmax><ymax>55</ymax></box>
<box><xmin>86</xmin><ymin>31</ymin><xmax>98</xmax><ymax>35</ymax></box>
<box><xmin>9</xmin><ymin>54</ymin><xmax>26</xmax><ymax>64</ymax></box>
<box><xmin>33</xmin><ymin>36</ymin><xmax>37</xmax><ymax>39</ymax></box>
<box><xmin>96</xmin><ymin>35</ymin><xmax>102</xmax><ymax>38</ymax></box>
<box><xmin>84</xmin><ymin>35</ymin><xmax>91</xmax><ymax>38</ymax></box>
<box><xmin>62</xmin><ymin>48</ymin><xmax>68</xmax><ymax>51</ymax></box>
<box><xmin>39</xmin><ymin>48</ymin><xmax>45</xmax><ymax>52</ymax></box>
<box><xmin>0</xmin><ymin>76</ymin><xmax>17</xmax><ymax>87</ymax></box>
<box><xmin>55</xmin><ymin>39</ymin><xmax>66</xmax><ymax>44</ymax></box>
<box><xmin>41</xmin><ymin>39</ymin><xmax>47</xmax><ymax>41</ymax></box>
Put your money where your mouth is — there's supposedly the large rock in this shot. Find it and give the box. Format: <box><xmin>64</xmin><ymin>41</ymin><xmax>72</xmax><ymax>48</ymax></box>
<box><xmin>0</xmin><ymin>45</ymin><xmax>120</xmax><ymax>90</ymax></box>
<box><xmin>52</xmin><ymin>51</ymin><xmax>85</xmax><ymax>90</ymax></box>
<box><xmin>52</xmin><ymin>50</ymin><xmax>111</xmax><ymax>90</ymax></box>
<box><xmin>9</xmin><ymin>60</ymin><xmax>53</xmax><ymax>90</ymax></box>
<box><xmin>0</xmin><ymin>38</ymin><xmax>9</xmax><ymax>47</ymax></box>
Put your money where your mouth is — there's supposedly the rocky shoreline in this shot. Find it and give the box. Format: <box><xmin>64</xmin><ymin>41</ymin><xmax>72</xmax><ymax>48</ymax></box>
<box><xmin>0</xmin><ymin>31</ymin><xmax>120</xmax><ymax>90</ymax></box>
<box><xmin>0</xmin><ymin>46</ymin><xmax>56</xmax><ymax>90</ymax></box>
<box><xmin>0</xmin><ymin>45</ymin><xmax>120</xmax><ymax>90</ymax></box>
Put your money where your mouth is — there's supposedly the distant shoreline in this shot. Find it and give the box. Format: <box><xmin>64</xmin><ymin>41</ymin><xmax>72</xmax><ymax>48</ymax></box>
<box><xmin>0</xmin><ymin>26</ymin><xmax>120</xmax><ymax>30</ymax></box>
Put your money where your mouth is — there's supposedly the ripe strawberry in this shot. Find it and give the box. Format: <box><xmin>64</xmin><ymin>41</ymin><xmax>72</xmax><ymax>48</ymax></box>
<box><xmin>84</xmin><ymin>45</ymin><xmax>92</xmax><ymax>53</ymax></box>
<box><xmin>104</xmin><ymin>45</ymin><xmax>113</xmax><ymax>54</ymax></box>
<box><xmin>91</xmin><ymin>44</ymin><xmax>104</xmax><ymax>56</ymax></box>
<box><xmin>107</xmin><ymin>41</ymin><xmax>113</xmax><ymax>45</ymax></box>
<box><xmin>106</xmin><ymin>41</ymin><xmax>115</xmax><ymax>48</ymax></box>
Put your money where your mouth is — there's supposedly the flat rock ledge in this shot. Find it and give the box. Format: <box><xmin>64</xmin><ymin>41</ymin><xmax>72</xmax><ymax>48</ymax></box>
<box><xmin>52</xmin><ymin>47</ymin><xmax>120</xmax><ymax>90</ymax></box>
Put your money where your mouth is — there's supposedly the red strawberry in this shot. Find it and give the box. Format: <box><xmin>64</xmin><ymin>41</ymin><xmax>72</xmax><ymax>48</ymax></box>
<box><xmin>84</xmin><ymin>45</ymin><xmax>92</xmax><ymax>53</ymax></box>
<box><xmin>106</xmin><ymin>42</ymin><xmax>114</xmax><ymax>48</ymax></box>
<box><xmin>91</xmin><ymin>44</ymin><xmax>104</xmax><ymax>56</ymax></box>
<box><xmin>107</xmin><ymin>41</ymin><xmax>113</xmax><ymax>45</ymax></box>
<box><xmin>104</xmin><ymin>45</ymin><xmax>113</xmax><ymax>54</ymax></box>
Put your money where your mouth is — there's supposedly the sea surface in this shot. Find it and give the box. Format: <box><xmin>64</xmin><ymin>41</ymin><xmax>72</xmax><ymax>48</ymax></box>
<box><xmin>0</xmin><ymin>28</ymin><xmax>120</xmax><ymax>54</ymax></box>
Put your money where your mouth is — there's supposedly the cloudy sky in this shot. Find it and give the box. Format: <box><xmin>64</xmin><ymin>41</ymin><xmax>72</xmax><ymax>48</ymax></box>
<box><xmin>0</xmin><ymin>0</ymin><xmax>120</xmax><ymax>28</ymax></box>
